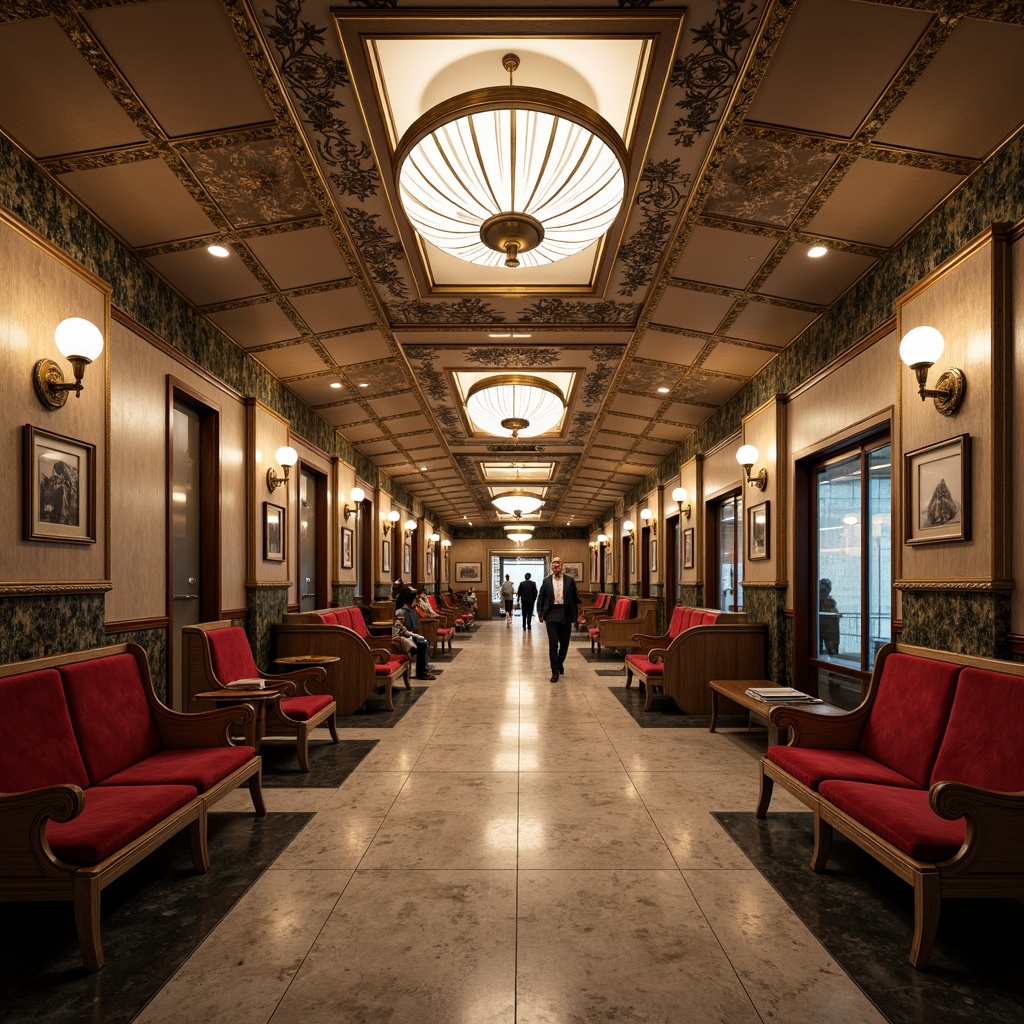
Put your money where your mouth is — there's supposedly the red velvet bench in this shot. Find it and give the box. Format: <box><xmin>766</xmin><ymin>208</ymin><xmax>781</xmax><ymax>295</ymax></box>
<box><xmin>274</xmin><ymin>607</ymin><xmax>411</xmax><ymax>713</ymax></box>
<box><xmin>0</xmin><ymin>643</ymin><xmax>263</xmax><ymax>971</ymax></box>
<box><xmin>625</xmin><ymin>607</ymin><xmax>764</xmax><ymax>713</ymax></box>
<box><xmin>757</xmin><ymin>643</ymin><xmax>1024</xmax><ymax>969</ymax></box>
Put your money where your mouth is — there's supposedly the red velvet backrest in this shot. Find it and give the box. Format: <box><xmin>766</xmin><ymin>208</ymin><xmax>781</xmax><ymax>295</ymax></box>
<box><xmin>858</xmin><ymin>653</ymin><xmax>960</xmax><ymax>788</ymax></box>
<box><xmin>611</xmin><ymin>598</ymin><xmax>632</xmax><ymax>620</ymax></box>
<box><xmin>349</xmin><ymin>609</ymin><xmax>371</xmax><ymax>637</ymax></box>
<box><xmin>931</xmin><ymin>668</ymin><xmax>1024</xmax><ymax>790</ymax></box>
<box><xmin>330</xmin><ymin>608</ymin><xmax>349</xmax><ymax>628</ymax></box>
<box><xmin>320</xmin><ymin>611</ymin><xmax>339</xmax><ymax>624</ymax></box>
<box><xmin>0</xmin><ymin>668</ymin><xmax>90</xmax><ymax>791</ymax></box>
<box><xmin>700</xmin><ymin>612</ymin><xmax>719</xmax><ymax>625</ymax></box>
<box><xmin>60</xmin><ymin>654</ymin><xmax>162</xmax><ymax>785</ymax></box>
<box><xmin>667</xmin><ymin>607</ymin><xmax>686</xmax><ymax>636</ymax></box>
<box><xmin>678</xmin><ymin>608</ymin><xmax>696</xmax><ymax>631</ymax></box>
<box><xmin>206</xmin><ymin>626</ymin><xmax>260</xmax><ymax>684</ymax></box>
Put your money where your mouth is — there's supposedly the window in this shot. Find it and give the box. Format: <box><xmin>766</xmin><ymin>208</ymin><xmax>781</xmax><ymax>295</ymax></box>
<box><xmin>714</xmin><ymin>492</ymin><xmax>743</xmax><ymax>612</ymax></box>
<box><xmin>812</xmin><ymin>438</ymin><xmax>891</xmax><ymax>706</ymax></box>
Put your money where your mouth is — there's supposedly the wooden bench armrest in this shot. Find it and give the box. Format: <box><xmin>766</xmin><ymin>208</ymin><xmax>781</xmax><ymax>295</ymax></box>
<box><xmin>632</xmin><ymin>631</ymin><xmax>671</xmax><ymax>648</ymax></box>
<box><xmin>261</xmin><ymin>667</ymin><xmax>324</xmax><ymax>696</ymax></box>
<box><xmin>647</xmin><ymin>646</ymin><xmax>668</xmax><ymax>665</ymax></box>
<box><xmin>930</xmin><ymin>781</ymin><xmax>1024</xmax><ymax>873</ymax></box>
<box><xmin>153</xmin><ymin>702</ymin><xmax>255</xmax><ymax>748</ymax></box>
<box><xmin>0</xmin><ymin>784</ymin><xmax>85</xmax><ymax>877</ymax></box>
<box><xmin>769</xmin><ymin>703</ymin><xmax>869</xmax><ymax>748</ymax></box>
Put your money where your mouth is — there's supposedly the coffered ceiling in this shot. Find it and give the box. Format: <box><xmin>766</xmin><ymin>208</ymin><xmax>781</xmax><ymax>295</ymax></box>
<box><xmin>1</xmin><ymin>0</ymin><xmax>1022</xmax><ymax>528</ymax></box>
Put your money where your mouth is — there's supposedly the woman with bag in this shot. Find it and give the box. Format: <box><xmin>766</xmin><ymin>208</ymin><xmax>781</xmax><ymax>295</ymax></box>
<box><xmin>394</xmin><ymin>588</ymin><xmax>435</xmax><ymax>680</ymax></box>
<box><xmin>500</xmin><ymin>574</ymin><xmax>516</xmax><ymax>626</ymax></box>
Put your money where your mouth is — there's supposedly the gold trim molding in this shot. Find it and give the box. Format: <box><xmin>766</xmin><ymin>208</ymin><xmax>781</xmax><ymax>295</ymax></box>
<box><xmin>894</xmin><ymin>578</ymin><xmax>1014</xmax><ymax>593</ymax></box>
<box><xmin>0</xmin><ymin>581</ymin><xmax>113</xmax><ymax>596</ymax></box>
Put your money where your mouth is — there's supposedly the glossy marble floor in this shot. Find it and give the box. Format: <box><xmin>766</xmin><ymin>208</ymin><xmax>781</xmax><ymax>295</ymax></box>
<box><xmin>135</xmin><ymin>620</ymin><xmax>888</xmax><ymax>1024</ymax></box>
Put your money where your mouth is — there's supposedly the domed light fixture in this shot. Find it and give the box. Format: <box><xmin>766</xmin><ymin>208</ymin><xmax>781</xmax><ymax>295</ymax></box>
<box><xmin>505</xmin><ymin>523</ymin><xmax>534</xmax><ymax>545</ymax></box>
<box><xmin>899</xmin><ymin>326</ymin><xmax>966</xmax><ymax>416</ymax></box>
<box><xmin>492</xmin><ymin>491</ymin><xmax>544</xmax><ymax>516</ymax></box>
<box><xmin>736</xmin><ymin>444</ymin><xmax>767</xmax><ymax>491</ymax></box>
<box><xmin>342</xmin><ymin>486</ymin><xmax>365</xmax><ymax>521</ymax></box>
<box><xmin>267</xmin><ymin>445</ymin><xmax>298</xmax><ymax>493</ymax></box>
<box><xmin>466</xmin><ymin>374</ymin><xmax>566</xmax><ymax>438</ymax></box>
<box><xmin>672</xmin><ymin>486</ymin><xmax>691</xmax><ymax>520</ymax></box>
<box><xmin>395</xmin><ymin>53</ymin><xmax>627</xmax><ymax>270</ymax></box>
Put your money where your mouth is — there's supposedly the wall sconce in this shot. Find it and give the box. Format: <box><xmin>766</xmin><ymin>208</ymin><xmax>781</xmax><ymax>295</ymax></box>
<box><xmin>33</xmin><ymin>317</ymin><xmax>105</xmax><ymax>409</ymax></box>
<box><xmin>736</xmin><ymin>444</ymin><xmax>768</xmax><ymax>491</ymax></box>
<box><xmin>899</xmin><ymin>326</ymin><xmax>966</xmax><ymax>416</ymax></box>
<box><xmin>597</xmin><ymin>533</ymin><xmax>608</xmax><ymax>545</ymax></box>
<box><xmin>623</xmin><ymin>519</ymin><xmax>635</xmax><ymax>540</ymax></box>
<box><xmin>640</xmin><ymin>508</ymin><xmax>656</xmax><ymax>535</ymax></box>
<box><xmin>382</xmin><ymin>510</ymin><xmax>400</xmax><ymax>536</ymax></box>
<box><xmin>404</xmin><ymin>519</ymin><xmax>417</xmax><ymax>538</ymax></box>
<box><xmin>342</xmin><ymin>486</ymin><xmax>365</xmax><ymax>521</ymax></box>
<box><xmin>266</xmin><ymin>445</ymin><xmax>298</xmax><ymax>493</ymax></box>
<box><xmin>441</xmin><ymin>538</ymin><xmax>451</xmax><ymax>549</ymax></box>
<box><xmin>671</xmin><ymin>487</ymin><xmax>692</xmax><ymax>520</ymax></box>
<box><xmin>427</xmin><ymin>532</ymin><xmax>440</xmax><ymax>555</ymax></box>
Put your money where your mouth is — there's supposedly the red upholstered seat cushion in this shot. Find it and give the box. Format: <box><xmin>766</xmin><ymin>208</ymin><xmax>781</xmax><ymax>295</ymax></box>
<box><xmin>0</xmin><ymin>669</ymin><xmax>90</xmax><ymax>792</ymax></box>
<box><xmin>437</xmin><ymin>627</ymin><xmax>453</xmax><ymax>637</ymax></box>
<box><xmin>280</xmin><ymin>694</ymin><xmax>333</xmax><ymax>721</ymax></box>
<box><xmin>206</xmin><ymin>626</ymin><xmax>260</xmax><ymax>684</ymax></box>
<box><xmin>59</xmin><ymin>655</ymin><xmax>162</xmax><ymax>785</ymax></box>
<box><xmin>100</xmin><ymin>745</ymin><xmax>255</xmax><ymax>791</ymax></box>
<box><xmin>46</xmin><ymin>784</ymin><xmax>197</xmax><ymax>865</ymax></box>
<box><xmin>930</xmin><ymin>668</ymin><xmax>1024</xmax><ymax>790</ymax></box>
<box><xmin>857</xmin><ymin>653</ymin><xmax>960</xmax><ymax>787</ymax></box>
<box><xmin>588</xmin><ymin>628</ymin><xmax>601</xmax><ymax>638</ymax></box>
<box><xmin>375</xmin><ymin>659</ymin><xmax>406</xmax><ymax>676</ymax></box>
<box><xmin>624</xmin><ymin>655</ymin><xmax>663</xmax><ymax>678</ymax></box>
<box><xmin>766</xmin><ymin>746</ymin><xmax>919</xmax><ymax>790</ymax></box>
<box><xmin>818</xmin><ymin>780</ymin><xmax>965</xmax><ymax>861</ymax></box>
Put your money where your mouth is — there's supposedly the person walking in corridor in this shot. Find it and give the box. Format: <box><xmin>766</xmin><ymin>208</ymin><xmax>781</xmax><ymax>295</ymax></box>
<box><xmin>536</xmin><ymin>556</ymin><xmax>579</xmax><ymax>682</ymax></box>
<box><xmin>500</xmin><ymin>573</ymin><xmax>515</xmax><ymax>626</ymax></box>
<box><xmin>516</xmin><ymin>572</ymin><xmax>538</xmax><ymax>632</ymax></box>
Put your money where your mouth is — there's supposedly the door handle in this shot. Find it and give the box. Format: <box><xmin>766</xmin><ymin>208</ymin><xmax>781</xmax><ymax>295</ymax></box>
<box><xmin>173</xmin><ymin>594</ymin><xmax>200</xmax><ymax>600</ymax></box>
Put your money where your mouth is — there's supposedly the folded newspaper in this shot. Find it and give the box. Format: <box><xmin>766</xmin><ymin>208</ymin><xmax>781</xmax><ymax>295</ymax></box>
<box><xmin>225</xmin><ymin>678</ymin><xmax>268</xmax><ymax>689</ymax></box>
<box><xmin>744</xmin><ymin>686</ymin><xmax>822</xmax><ymax>704</ymax></box>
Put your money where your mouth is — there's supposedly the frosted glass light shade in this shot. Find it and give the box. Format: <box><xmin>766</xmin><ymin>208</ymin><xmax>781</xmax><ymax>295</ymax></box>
<box><xmin>54</xmin><ymin>318</ymin><xmax>104</xmax><ymax>361</ymax></box>
<box><xmin>492</xmin><ymin>492</ymin><xmax>544</xmax><ymax>515</ymax></box>
<box><xmin>900</xmin><ymin>326</ymin><xmax>944</xmax><ymax>367</ymax></box>
<box><xmin>275</xmin><ymin>445</ymin><xmax>298</xmax><ymax>468</ymax></box>
<box><xmin>465</xmin><ymin>375</ymin><xmax>566</xmax><ymax>438</ymax></box>
<box><xmin>736</xmin><ymin>444</ymin><xmax>759</xmax><ymax>468</ymax></box>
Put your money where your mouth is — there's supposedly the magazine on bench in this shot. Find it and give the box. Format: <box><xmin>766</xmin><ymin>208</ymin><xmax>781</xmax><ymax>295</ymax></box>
<box><xmin>225</xmin><ymin>678</ymin><xmax>269</xmax><ymax>689</ymax></box>
<box><xmin>744</xmin><ymin>686</ymin><xmax>822</xmax><ymax>704</ymax></box>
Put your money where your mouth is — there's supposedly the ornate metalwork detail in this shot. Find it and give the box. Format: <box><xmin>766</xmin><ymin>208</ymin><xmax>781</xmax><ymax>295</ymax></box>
<box><xmin>619</xmin><ymin>158</ymin><xmax>691</xmax><ymax>296</ymax></box>
<box><xmin>517</xmin><ymin>299</ymin><xmax>639</xmax><ymax>325</ymax></box>
<box><xmin>669</xmin><ymin>0</ymin><xmax>759</xmax><ymax>148</ymax></box>
<box><xmin>263</xmin><ymin>0</ymin><xmax>379</xmax><ymax>200</ymax></box>
<box><xmin>485</xmin><ymin>443</ymin><xmax>547</xmax><ymax>453</ymax></box>
<box><xmin>463</xmin><ymin>347</ymin><xmax>562</xmax><ymax>368</ymax></box>
<box><xmin>386</xmin><ymin>298</ymin><xmax>504</xmax><ymax>324</ymax></box>
<box><xmin>580</xmin><ymin>349</ymin><xmax>621</xmax><ymax>407</ymax></box>
<box><xmin>343</xmin><ymin>207</ymin><xmax>407</xmax><ymax>297</ymax></box>
<box><xmin>568</xmin><ymin>411</ymin><xmax>597</xmax><ymax>445</ymax></box>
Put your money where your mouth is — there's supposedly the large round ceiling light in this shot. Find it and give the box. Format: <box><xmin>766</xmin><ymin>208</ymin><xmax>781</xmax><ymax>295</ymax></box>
<box><xmin>492</xmin><ymin>491</ymin><xmax>544</xmax><ymax>516</ymax></box>
<box><xmin>395</xmin><ymin>54</ymin><xmax>627</xmax><ymax>270</ymax></box>
<box><xmin>466</xmin><ymin>374</ymin><xmax>566</xmax><ymax>438</ymax></box>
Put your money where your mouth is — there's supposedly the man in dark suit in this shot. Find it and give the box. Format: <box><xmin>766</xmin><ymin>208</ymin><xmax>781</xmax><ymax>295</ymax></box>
<box><xmin>536</xmin><ymin>556</ymin><xmax>580</xmax><ymax>682</ymax></box>
<box><xmin>516</xmin><ymin>572</ymin><xmax>538</xmax><ymax>632</ymax></box>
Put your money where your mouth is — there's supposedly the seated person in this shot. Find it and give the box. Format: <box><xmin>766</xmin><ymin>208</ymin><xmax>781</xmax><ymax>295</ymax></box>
<box><xmin>414</xmin><ymin>587</ymin><xmax>440</xmax><ymax>620</ymax></box>
<box><xmin>393</xmin><ymin>589</ymin><xmax>435</xmax><ymax>680</ymax></box>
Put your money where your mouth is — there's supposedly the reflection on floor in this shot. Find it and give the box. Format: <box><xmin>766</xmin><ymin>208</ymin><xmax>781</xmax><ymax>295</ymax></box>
<box><xmin>6</xmin><ymin>620</ymin><xmax>1010</xmax><ymax>1024</ymax></box>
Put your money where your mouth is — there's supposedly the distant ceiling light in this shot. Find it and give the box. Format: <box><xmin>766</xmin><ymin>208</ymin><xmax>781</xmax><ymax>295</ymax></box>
<box><xmin>466</xmin><ymin>374</ymin><xmax>566</xmax><ymax>438</ymax></box>
<box><xmin>808</xmin><ymin>245</ymin><xmax>828</xmax><ymax>258</ymax></box>
<box><xmin>507</xmin><ymin>531</ymin><xmax>533</xmax><ymax>544</ymax></box>
<box><xmin>657</xmin><ymin>387</ymin><xmax>670</xmax><ymax>394</ymax></box>
<box><xmin>492</xmin><ymin>491</ymin><xmax>544</xmax><ymax>516</ymax></box>
<box><xmin>420</xmin><ymin>466</ymin><xmax>428</xmax><ymax>472</ymax></box>
<box><xmin>511</xmin><ymin>333</ymin><xmax>532</xmax><ymax>338</ymax></box>
<box><xmin>207</xmin><ymin>245</ymin><xmax>230</xmax><ymax>258</ymax></box>
<box><xmin>358</xmin><ymin>382</ymin><xmax>369</xmax><ymax>388</ymax></box>
<box><xmin>330</xmin><ymin>382</ymin><xmax>343</xmax><ymax>389</ymax></box>
<box><xmin>395</xmin><ymin>53</ymin><xmax>626</xmax><ymax>269</ymax></box>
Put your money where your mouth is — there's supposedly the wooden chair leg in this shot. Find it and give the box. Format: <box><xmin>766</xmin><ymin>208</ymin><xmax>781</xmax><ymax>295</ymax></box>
<box><xmin>73</xmin><ymin>877</ymin><xmax>104</xmax><ymax>972</ymax></box>
<box><xmin>625</xmin><ymin>667</ymin><xmax>633</xmax><ymax>688</ymax></box>
<box><xmin>810</xmin><ymin>808</ymin><xmax>833</xmax><ymax>872</ymax></box>
<box><xmin>755</xmin><ymin>767</ymin><xmax>774</xmax><ymax>819</ymax></box>
<box><xmin>326</xmin><ymin>714</ymin><xmax>339</xmax><ymax>744</ymax></box>
<box><xmin>643</xmin><ymin>680</ymin><xmax>656</xmax><ymax>711</ymax></box>
<box><xmin>188</xmin><ymin>808</ymin><xmax>210</xmax><ymax>873</ymax></box>
<box><xmin>910</xmin><ymin>873</ymin><xmax>941</xmax><ymax>969</ymax></box>
<box><xmin>248</xmin><ymin>772</ymin><xmax>267</xmax><ymax>816</ymax></box>
<box><xmin>296</xmin><ymin>725</ymin><xmax>311</xmax><ymax>773</ymax></box>
<box><xmin>383</xmin><ymin>679</ymin><xmax>394</xmax><ymax>711</ymax></box>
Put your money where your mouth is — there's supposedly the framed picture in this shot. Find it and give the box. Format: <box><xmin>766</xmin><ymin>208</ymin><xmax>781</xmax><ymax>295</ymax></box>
<box><xmin>404</xmin><ymin>541</ymin><xmax>412</xmax><ymax>575</ymax></box>
<box><xmin>341</xmin><ymin>526</ymin><xmax>353</xmax><ymax>569</ymax></box>
<box><xmin>23</xmin><ymin>425</ymin><xmax>97</xmax><ymax>544</ymax></box>
<box><xmin>455</xmin><ymin>561</ymin><xmax>482</xmax><ymax>583</ymax></box>
<box><xmin>651</xmin><ymin>537</ymin><xmax>658</xmax><ymax>572</ymax></box>
<box><xmin>748</xmin><ymin>501</ymin><xmax>769</xmax><ymax>561</ymax></box>
<box><xmin>683</xmin><ymin>528</ymin><xmax>694</xmax><ymax>569</ymax></box>
<box><xmin>563</xmin><ymin>562</ymin><xmax>583</xmax><ymax>580</ymax></box>
<box><xmin>263</xmin><ymin>501</ymin><xmax>285</xmax><ymax>561</ymax></box>
<box><xmin>382</xmin><ymin>538</ymin><xmax>391</xmax><ymax>574</ymax></box>
<box><xmin>905</xmin><ymin>433</ymin><xmax>970</xmax><ymax>545</ymax></box>
<box><xmin>426</xmin><ymin>553</ymin><xmax>433</xmax><ymax>578</ymax></box>
<box><xmin>629</xmin><ymin>540</ymin><xmax>635</xmax><ymax>574</ymax></box>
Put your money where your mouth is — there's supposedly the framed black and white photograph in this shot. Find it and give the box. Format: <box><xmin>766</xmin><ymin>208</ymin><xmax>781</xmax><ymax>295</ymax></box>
<box><xmin>382</xmin><ymin>538</ymin><xmax>391</xmax><ymax>574</ymax></box>
<box><xmin>905</xmin><ymin>433</ymin><xmax>970</xmax><ymax>545</ymax></box>
<box><xmin>683</xmin><ymin>527</ymin><xmax>694</xmax><ymax>569</ymax></box>
<box><xmin>23</xmin><ymin>425</ymin><xmax>96</xmax><ymax>544</ymax></box>
<box><xmin>455</xmin><ymin>561</ymin><xmax>482</xmax><ymax>583</ymax></box>
<box><xmin>263</xmin><ymin>501</ymin><xmax>285</xmax><ymax>561</ymax></box>
<box><xmin>404</xmin><ymin>541</ymin><xmax>412</xmax><ymax>576</ymax></box>
<box><xmin>563</xmin><ymin>562</ymin><xmax>583</xmax><ymax>580</ymax></box>
<box><xmin>748</xmin><ymin>501</ymin><xmax>769</xmax><ymax>561</ymax></box>
<box><xmin>341</xmin><ymin>526</ymin><xmax>353</xmax><ymax>568</ymax></box>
